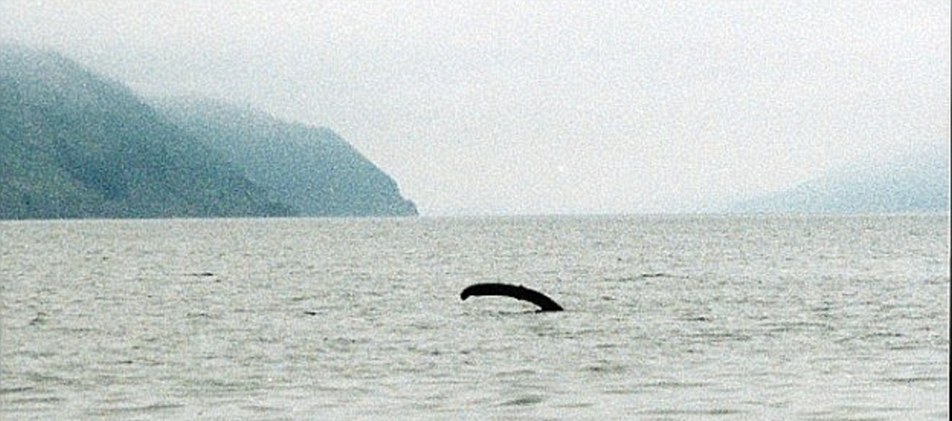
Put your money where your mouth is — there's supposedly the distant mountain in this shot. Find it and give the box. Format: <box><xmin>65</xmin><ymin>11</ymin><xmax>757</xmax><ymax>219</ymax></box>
<box><xmin>731</xmin><ymin>148</ymin><xmax>951</xmax><ymax>214</ymax></box>
<box><xmin>152</xmin><ymin>98</ymin><xmax>417</xmax><ymax>217</ymax></box>
<box><xmin>0</xmin><ymin>44</ymin><xmax>292</xmax><ymax>219</ymax></box>
<box><xmin>0</xmin><ymin>44</ymin><xmax>417</xmax><ymax>219</ymax></box>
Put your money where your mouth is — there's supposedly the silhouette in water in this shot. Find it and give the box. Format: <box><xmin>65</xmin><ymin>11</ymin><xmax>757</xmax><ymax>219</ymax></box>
<box><xmin>460</xmin><ymin>283</ymin><xmax>564</xmax><ymax>312</ymax></box>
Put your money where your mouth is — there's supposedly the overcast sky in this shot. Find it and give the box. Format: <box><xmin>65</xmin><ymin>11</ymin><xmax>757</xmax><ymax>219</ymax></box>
<box><xmin>2</xmin><ymin>1</ymin><xmax>949</xmax><ymax>215</ymax></box>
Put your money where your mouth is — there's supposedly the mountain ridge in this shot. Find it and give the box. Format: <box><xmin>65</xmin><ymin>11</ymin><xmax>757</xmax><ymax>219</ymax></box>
<box><xmin>729</xmin><ymin>147</ymin><xmax>951</xmax><ymax>214</ymax></box>
<box><xmin>151</xmin><ymin>97</ymin><xmax>418</xmax><ymax>217</ymax></box>
<box><xmin>0</xmin><ymin>44</ymin><xmax>294</xmax><ymax>219</ymax></box>
<box><xmin>0</xmin><ymin>44</ymin><xmax>416</xmax><ymax>219</ymax></box>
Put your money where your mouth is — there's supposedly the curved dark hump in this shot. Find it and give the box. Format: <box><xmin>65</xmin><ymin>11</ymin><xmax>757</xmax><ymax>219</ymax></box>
<box><xmin>460</xmin><ymin>283</ymin><xmax>564</xmax><ymax>312</ymax></box>
<box><xmin>460</xmin><ymin>283</ymin><xmax>500</xmax><ymax>300</ymax></box>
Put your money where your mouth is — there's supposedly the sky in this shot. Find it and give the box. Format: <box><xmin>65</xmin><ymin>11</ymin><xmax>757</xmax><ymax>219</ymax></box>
<box><xmin>2</xmin><ymin>0</ymin><xmax>949</xmax><ymax>215</ymax></box>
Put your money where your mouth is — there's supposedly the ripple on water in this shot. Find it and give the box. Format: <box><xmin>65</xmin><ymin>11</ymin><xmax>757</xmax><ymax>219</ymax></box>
<box><xmin>88</xmin><ymin>402</ymin><xmax>185</xmax><ymax>417</ymax></box>
<box><xmin>881</xmin><ymin>376</ymin><xmax>948</xmax><ymax>384</ymax></box>
<box><xmin>0</xmin><ymin>387</ymin><xmax>66</xmax><ymax>415</ymax></box>
<box><xmin>581</xmin><ymin>360</ymin><xmax>627</xmax><ymax>375</ymax></box>
<box><xmin>638</xmin><ymin>407</ymin><xmax>747</xmax><ymax>417</ymax></box>
<box><xmin>641</xmin><ymin>380</ymin><xmax>710</xmax><ymax>389</ymax></box>
<box><xmin>499</xmin><ymin>395</ymin><xmax>545</xmax><ymax>407</ymax></box>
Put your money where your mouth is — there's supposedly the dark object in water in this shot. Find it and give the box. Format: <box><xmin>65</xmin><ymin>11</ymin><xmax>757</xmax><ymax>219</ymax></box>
<box><xmin>460</xmin><ymin>283</ymin><xmax>564</xmax><ymax>312</ymax></box>
<box><xmin>186</xmin><ymin>272</ymin><xmax>215</xmax><ymax>277</ymax></box>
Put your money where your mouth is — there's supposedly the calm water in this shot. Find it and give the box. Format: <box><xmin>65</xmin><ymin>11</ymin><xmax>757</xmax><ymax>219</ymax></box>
<box><xmin>1</xmin><ymin>215</ymin><xmax>949</xmax><ymax>420</ymax></box>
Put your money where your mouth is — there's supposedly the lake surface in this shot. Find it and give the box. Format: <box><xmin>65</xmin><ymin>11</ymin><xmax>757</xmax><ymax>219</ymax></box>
<box><xmin>1</xmin><ymin>215</ymin><xmax>949</xmax><ymax>420</ymax></box>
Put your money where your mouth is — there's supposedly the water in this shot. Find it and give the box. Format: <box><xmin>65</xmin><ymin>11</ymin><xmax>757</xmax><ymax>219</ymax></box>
<box><xmin>1</xmin><ymin>215</ymin><xmax>949</xmax><ymax>420</ymax></box>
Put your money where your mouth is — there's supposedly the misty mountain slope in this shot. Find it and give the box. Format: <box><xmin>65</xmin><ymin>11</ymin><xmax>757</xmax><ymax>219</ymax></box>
<box><xmin>152</xmin><ymin>98</ymin><xmax>417</xmax><ymax>217</ymax></box>
<box><xmin>732</xmin><ymin>148</ymin><xmax>951</xmax><ymax>213</ymax></box>
<box><xmin>0</xmin><ymin>44</ymin><xmax>292</xmax><ymax>219</ymax></box>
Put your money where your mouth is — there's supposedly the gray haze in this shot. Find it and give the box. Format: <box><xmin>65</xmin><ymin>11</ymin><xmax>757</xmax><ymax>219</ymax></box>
<box><xmin>2</xmin><ymin>1</ymin><xmax>949</xmax><ymax>215</ymax></box>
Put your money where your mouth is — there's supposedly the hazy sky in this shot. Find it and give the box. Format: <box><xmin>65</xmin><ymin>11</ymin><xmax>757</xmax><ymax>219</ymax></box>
<box><xmin>2</xmin><ymin>1</ymin><xmax>949</xmax><ymax>215</ymax></box>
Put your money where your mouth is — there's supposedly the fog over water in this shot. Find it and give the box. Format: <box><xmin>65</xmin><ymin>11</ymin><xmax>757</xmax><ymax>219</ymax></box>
<box><xmin>1</xmin><ymin>1</ymin><xmax>949</xmax><ymax>215</ymax></box>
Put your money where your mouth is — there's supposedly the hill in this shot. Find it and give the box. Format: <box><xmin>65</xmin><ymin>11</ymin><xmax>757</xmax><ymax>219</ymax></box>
<box><xmin>731</xmin><ymin>147</ymin><xmax>951</xmax><ymax>214</ymax></box>
<box><xmin>152</xmin><ymin>98</ymin><xmax>418</xmax><ymax>217</ymax></box>
<box><xmin>0</xmin><ymin>45</ymin><xmax>417</xmax><ymax>219</ymax></box>
<box><xmin>0</xmin><ymin>44</ymin><xmax>292</xmax><ymax>219</ymax></box>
